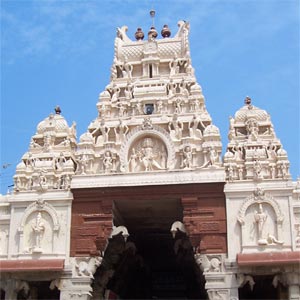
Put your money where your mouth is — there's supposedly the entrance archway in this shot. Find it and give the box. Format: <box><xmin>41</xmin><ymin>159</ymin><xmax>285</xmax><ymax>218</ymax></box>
<box><xmin>93</xmin><ymin>198</ymin><xmax>207</xmax><ymax>299</ymax></box>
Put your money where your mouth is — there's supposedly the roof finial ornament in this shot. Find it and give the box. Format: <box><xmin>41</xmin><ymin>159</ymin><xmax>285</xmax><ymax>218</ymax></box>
<box><xmin>150</xmin><ymin>9</ymin><xmax>155</xmax><ymax>27</ymax></box>
<box><xmin>54</xmin><ymin>105</ymin><xmax>61</xmax><ymax>115</ymax></box>
<box><xmin>244</xmin><ymin>96</ymin><xmax>253</xmax><ymax>110</ymax></box>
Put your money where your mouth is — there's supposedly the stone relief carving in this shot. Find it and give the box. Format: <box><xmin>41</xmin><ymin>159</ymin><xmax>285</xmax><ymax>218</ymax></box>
<box><xmin>168</xmin><ymin>114</ymin><xmax>183</xmax><ymax>141</ymax></box>
<box><xmin>31</xmin><ymin>212</ymin><xmax>46</xmax><ymax>253</ymax></box>
<box><xmin>237</xmin><ymin>188</ymin><xmax>284</xmax><ymax>248</ymax></box>
<box><xmin>18</xmin><ymin>199</ymin><xmax>60</xmax><ymax>254</ymax></box>
<box><xmin>195</xmin><ymin>254</ymin><xmax>222</xmax><ymax>273</ymax></box>
<box><xmin>73</xmin><ymin>256</ymin><xmax>102</xmax><ymax>278</ymax></box>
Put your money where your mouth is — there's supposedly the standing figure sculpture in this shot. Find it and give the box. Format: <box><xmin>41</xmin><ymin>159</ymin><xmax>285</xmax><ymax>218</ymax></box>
<box><xmin>254</xmin><ymin>204</ymin><xmax>268</xmax><ymax>245</ymax></box>
<box><xmin>32</xmin><ymin>212</ymin><xmax>45</xmax><ymax>252</ymax></box>
<box><xmin>168</xmin><ymin>114</ymin><xmax>183</xmax><ymax>141</ymax></box>
<box><xmin>140</xmin><ymin>138</ymin><xmax>164</xmax><ymax>171</ymax></box>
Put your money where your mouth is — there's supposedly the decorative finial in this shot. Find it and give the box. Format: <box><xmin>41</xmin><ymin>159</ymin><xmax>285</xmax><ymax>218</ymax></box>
<box><xmin>150</xmin><ymin>10</ymin><xmax>155</xmax><ymax>27</ymax></box>
<box><xmin>161</xmin><ymin>24</ymin><xmax>171</xmax><ymax>38</ymax></box>
<box><xmin>55</xmin><ymin>106</ymin><xmax>61</xmax><ymax>115</ymax></box>
<box><xmin>135</xmin><ymin>27</ymin><xmax>144</xmax><ymax>40</ymax></box>
<box><xmin>245</xmin><ymin>96</ymin><xmax>251</xmax><ymax>105</ymax></box>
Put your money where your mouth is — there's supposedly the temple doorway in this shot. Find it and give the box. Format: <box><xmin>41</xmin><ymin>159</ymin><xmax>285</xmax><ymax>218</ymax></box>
<box><xmin>93</xmin><ymin>198</ymin><xmax>207</xmax><ymax>299</ymax></box>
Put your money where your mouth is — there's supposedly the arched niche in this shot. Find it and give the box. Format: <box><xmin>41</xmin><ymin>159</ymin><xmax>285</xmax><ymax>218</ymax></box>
<box><xmin>237</xmin><ymin>189</ymin><xmax>284</xmax><ymax>249</ymax></box>
<box><xmin>119</xmin><ymin>125</ymin><xmax>176</xmax><ymax>172</ymax></box>
<box><xmin>17</xmin><ymin>199</ymin><xmax>60</xmax><ymax>254</ymax></box>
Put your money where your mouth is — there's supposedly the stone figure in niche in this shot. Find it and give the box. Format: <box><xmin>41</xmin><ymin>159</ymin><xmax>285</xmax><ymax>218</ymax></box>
<box><xmin>246</xmin><ymin>119</ymin><xmax>259</xmax><ymax>141</ymax></box>
<box><xmin>38</xmin><ymin>171</ymin><xmax>48</xmax><ymax>189</ymax></box>
<box><xmin>208</xmin><ymin>147</ymin><xmax>219</xmax><ymax>166</ymax></box>
<box><xmin>188</xmin><ymin>114</ymin><xmax>205</xmax><ymax>139</ymax></box>
<box><xmin>114</xmin><ymin>119</ymin><xmax>129</xmax><ymax>144</ymax></box>
<box><xmin>103</xmin><ymin>151</ymin><xmax>114</xmax><ymax>173</ymax></box>
<box><xmin>77</xmin><ymin>153</ymin><xmax>91</xmax><ymax>175</ymax></box>
<box><xmin>167</xmin><ymin>79</ymin><xmax>177</xmax><ymax>98</ymax></box>
<box><xmin>25</xmin><ymin>153</ymin><xmax>36</xmax><ymax>171</ymax></box>
<box><xmin>238</xmin><ymin>166</ymin><xmax>244</xmax><ymax>180</ymax></box>
<box><xmin>253</xmin><ymin>159</ymin><xmax>263</xmax><ymax>180</ymax></box>
<box><xmin>179</xmin><ymin>79</ymin><xmax>189</xmax><ymax>98</ymax></box>
<box><xmin>168</xmin><ymin>114</ymin><xmax>183</xmax><ymax>141</ymax></box>
<box><xmin>181</xmin><ymin>146</ymin><xmax>193</xmax><ymax>169</ymax></box>
<box><xmin>173</xmin><ymin>97</ymin><xmax>184</xmax><ymax>114</ymax></box>
<box><xmin>233</xmin><ymin>145</ymin><xmax>244</xmax><ymax>161</ymax></box>
<box><xmin>14</xmin><ymin>176</ymin><xmax>21</xmax><ymax>192</ymax></box>
<box><xmin>169</xmin><ymin>55</ymin><xmax>179</xmax><ymax>76</ymax></box>
<box><xmin>156</xmin><ymin>100</ymin><xmax>165</xmax><ymax>115</ymax></box>
<box><xmin>26</xmin><ymin>176</ymin><xmax>33</xmax><ymax>190</ymax></box>
<box><xmin>92</xmin><ymin>119</ymin><xmax>110</xmax><ymax>145</ymax></box>
<box><xmin>55</xmin><ymin>152</ymin><xmax>66</xmax><ymax>171</ymax></box>
<box><xmin>99</xmin><ymin>103</ymin><xmax>108</xmax><ymax>118</ymax></box>
<box><xmin>128</xmin><ymin>148</ymin><xmax>138</xmax><ymax>172</ymax></box>
<box><xmin>254</xmin><ymin>203</ymin><xmax>268</xmax><ymax>245</ymax></box>
<box><xmin>278</xmin><ymin>161</ymin><xmax>288</xmax><ymax>179</ymax></box>
<box><xmin>116</xmin><ymin>101</ymin><xmax>127</xmax><ymax>118</ymax></box>
<box><xmin>43</xmin><ymin>133</ymin><xmax>53</xmax><ymax>152</ymax></box>
<box><xmin>227</xmin><ymin>164</ymin><xmax>234</xmax><ymax>182</ymax></box>
<box><xmin>111</xmin><ymin>86</ymin><xmax>121</xmax><ymax>103</ymax></box>
<box><xmin>31</xmin><ymin>212</ymin><xmax>45</xmax><ymax>252</ymax></box>
<box><xmin>124</xmin><ymin>83</ymin><xmax>133</xmax><ymax>100</ymax></box>
<box><xmin>122</xmin><ymin>57</ymin><xmax>133</xmax><ymax>80</ymax></box>
<box><xmin>190</xmin><ymin>99</ymin><xmax>201</xmax><ymax>112</ymax></box>
<box><xmin>265</xmin><ymin>142</ymin><xmax>277</xmax><ymax>160</ymax></box>
<box><xmin>140</xmin><ymin>138</ymin><xmax>164</xmax><ymax>171</ymax></box>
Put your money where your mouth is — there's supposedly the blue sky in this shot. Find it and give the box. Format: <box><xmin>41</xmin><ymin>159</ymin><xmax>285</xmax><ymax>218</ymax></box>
<box><xmin>1</xmin><ymin>0</ymin><xmax>299</xmax><ymax>193</ymax></box>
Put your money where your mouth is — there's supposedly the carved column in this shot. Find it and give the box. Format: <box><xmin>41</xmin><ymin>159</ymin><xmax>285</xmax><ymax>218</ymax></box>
<box><xmin>57</xmin><ymin>278</ymin><xmax>93</xmax><ymax>300</ymax></box>
<box><xmin>195</xmin><ymin>254</ymin><xmax>239</xmax><ymax>300</ymax></box>
<box><xmin>2</xmin><ymin>279</ymin><xmax>29</xmax><ymax>300</ymax></box>
<box><xmin>286</xmin><ymin>271</ymin><xmax>300</xmax><ymax>300</ymax></box>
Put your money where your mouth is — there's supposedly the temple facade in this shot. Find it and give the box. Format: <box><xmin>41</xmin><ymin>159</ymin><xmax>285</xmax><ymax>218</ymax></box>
<box><xmin>0</xmin><ymin>20</ymin><xmax>299</xmax><ymax>300</ymax></box>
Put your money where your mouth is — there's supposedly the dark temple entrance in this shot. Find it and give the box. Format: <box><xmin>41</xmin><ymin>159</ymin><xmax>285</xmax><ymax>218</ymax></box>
<box><xmin>93</xmin><ymin>198</ymin><xmax>207</xmax><ymax>299</ymax></box>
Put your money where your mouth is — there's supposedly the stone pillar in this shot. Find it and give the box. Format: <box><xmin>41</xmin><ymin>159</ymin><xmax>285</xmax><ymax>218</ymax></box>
<box><xmin>58</xmin><ymin>278</ymin><xmax>93</xmax><ymax>300</ymax></box>
<box><xmin>2</xmin><ymin>279</ymin><xmax>29</xmax><ymax>300</ymax></box>
<box><xmin>195</xmin><ymin>254</ymin><xmax>240</xmax><ymax>300</ymax></box>
<box><xmin>286</xmin><ymin>271</ymin><xmax>300</xmax><ymax>300</ymax></box>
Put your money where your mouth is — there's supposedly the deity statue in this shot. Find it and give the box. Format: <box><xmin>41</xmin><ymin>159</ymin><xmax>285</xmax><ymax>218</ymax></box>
<box><xmin>32</xmin><ymin>212</ymin><xmax>45</xmax><ymax>252</ymax></box>
<box><xmin>55</xmin><ymin>152</ymin><xmax>66</xmax><ymax>171</ymax></box>
<box><xmin>111</xmin><ymin>86</ymin><xmax>121</xmax><ymax>103</ymax></box>
<box><xmin>92</xmin><ymin>119</ymin><xmax>110</xmax><ymax>146</ymax></box>
<box><xmin>181</xmin><ymin>146</ymin><xmax>193</xmax><ymax>169</ymax></box>
<box><xmin>169</xmin><ymin>55</ymin><xmax>179</xmax><ymax>76</ymax></box>
<box><xmin>103</xmin><ymin>151</ymin><xmax>113</xmax><ymax>173</ymax></box>
<box><xmin>122</xmin><ymin>57</ymin><xmax>133</xmax><ymax>80</ymax></box>
<box><xmin>140</xmin><ymin>138</ymin><xmax>164</xmax><ymax>171</ymax></box>
<box><xmin>114</xmin><ymin>119</ymin><xmax>129</xmax><ymax>144</ymax></box>
<box><xmin>254</xmin><ymin>204</ymin><xmax>268</xmax><ymax>245</ymax></box>
<box><xmin>246</xmin><ymin>119</ymin><xmax>259</xmax><ymax>141</ymax></box>
<box><xmin>208</xmin><ymin>147</ymin><xmax>219</xmax><ymax>166</ymax></box>
<box><xmin>128</xmin><ymin>148</ymin><xmax>138</xmax><ymax>172</ymax></box>
<box><xmin>168</xmin><ymin>114</ymin><xmax>183</xmax><ymax>141</ymax></box>
<box><xmin>167</xmin><ymin>79</ymin><xmax>177</xmax><ymax>98</ymax></box>
<box><xmin>188</xmin><ymin>114</ymin><xmax>205</xmax><ymax>139</ymax></box>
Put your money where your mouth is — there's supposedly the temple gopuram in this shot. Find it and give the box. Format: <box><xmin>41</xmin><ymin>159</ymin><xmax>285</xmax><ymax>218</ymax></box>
<box><xmin>0</xmin><ymin>16</ymin><xmax>299</xmax><ymax>300</ymax></box>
